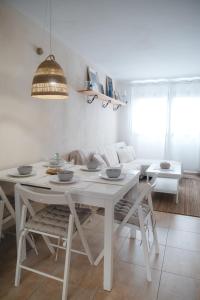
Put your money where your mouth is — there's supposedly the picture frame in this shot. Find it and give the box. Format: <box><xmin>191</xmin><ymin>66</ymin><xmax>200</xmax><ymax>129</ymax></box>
<box><xmin>87</xmin><ymin>67</ymin><xmax>99</xmax><ymax>92</ymax></box>
<box><xmin>99</xmin><ymin>83</ymin><xmax>104</xmax><ymax>94</ymax></box>
<box><xmin>114</xmin><ymin>90</ymin><xmax>120</xmax><ymax>100</ymax></box>
<box><xmin>106</xmin><ymin>76</ymin><xmax>114</xmax><ymax>98</ymax></box>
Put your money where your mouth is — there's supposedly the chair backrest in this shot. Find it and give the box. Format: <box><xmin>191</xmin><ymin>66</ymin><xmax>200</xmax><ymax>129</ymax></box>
<box><xmin>134</xmin><ymin>183</ymin><xmax>152</xmax><ymax>207</ymax></box>
<box><xmin>117</xmin><ymin>183</ymin><xmax>152</xmax><ymax>229</ymax></box>
<box><xmin>0</xmin><ymin>186</ymin><xmax>15</xmax><ymax>220</ymax></box>
<box><xmin>15</xmin><ymin>183</ymin><xmax>73</xmax><ymax>217</ymax></box>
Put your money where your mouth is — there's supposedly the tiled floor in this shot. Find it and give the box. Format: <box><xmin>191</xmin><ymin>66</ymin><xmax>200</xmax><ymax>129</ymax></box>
<box><xmin>1</xmin><ymin>212</ymin><xmax>200</xmax><ymax>299</ymax></box>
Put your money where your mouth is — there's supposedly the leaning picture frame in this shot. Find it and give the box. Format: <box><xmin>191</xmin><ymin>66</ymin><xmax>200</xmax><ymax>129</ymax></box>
<box><xmin>99</xmin><ymin>83</ymin><xmax>104</xmax><ymax>94</ymax></box>
<box><xmin>87</xmin><ymin>67</ymin><xmax>99</xmax><ymax>92</ymax></box>
<box><xmin>106</xmin><ymin>76</ymin><xmax>114</xmax><ymax>98</ymax></box>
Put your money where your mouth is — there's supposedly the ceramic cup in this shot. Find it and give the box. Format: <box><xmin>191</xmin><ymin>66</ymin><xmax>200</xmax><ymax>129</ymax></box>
<box><xmin>86</xmin><ymin>160</ymin><xmax>99</xmax><ymax>170</ymax></box>
<box><xmin>106</xmin><ymin>167</ymin><xmax>121</xmax><ymax>178</ymax></box>
<box><xmin>17</xmin><ymin>165</ymin><xmax>33</xmax><ymax>175</ymax></box>
<box><xmin>58</xmin><ymin>170</ymin><xmax>74</xmax><ymax>181</ymax></box>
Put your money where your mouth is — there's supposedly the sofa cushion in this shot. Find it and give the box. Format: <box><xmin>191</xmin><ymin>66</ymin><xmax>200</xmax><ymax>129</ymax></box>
<box><xmin>94</xmin><ymin>154</ymin><xmax>108</xmax><ymax>167</ymax></box>
<box><xmin>120</xmin><ymin>159</ymin><xmax>161</xmax><ymax>176</ymax></box>
<box><xmin>117</xmin><ymin>146</ymin><xmax>136</xmax><ymax>163</ymax></box>
<box><xmin>102</xmin><ymin>146</ymin><xmax>119</xmax><ymax>167</ymax></box>
<box><xmin>121</xmin><ymin>161</ymin><xmax>142</xmax><ymax>171</ymax></box>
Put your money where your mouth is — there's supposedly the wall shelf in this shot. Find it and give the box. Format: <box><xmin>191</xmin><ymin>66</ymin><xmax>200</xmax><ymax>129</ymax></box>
<box><xmin>78</xmin><ymin>89</ymin><xmax>126</xmax><ymax>110</ymax></box>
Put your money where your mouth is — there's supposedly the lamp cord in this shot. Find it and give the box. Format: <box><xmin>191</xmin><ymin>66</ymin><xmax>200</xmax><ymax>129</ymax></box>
<box><xmin>49</xmin><ymin>0</ymin><xmax>52</xmax><ymax>55</ymax></box>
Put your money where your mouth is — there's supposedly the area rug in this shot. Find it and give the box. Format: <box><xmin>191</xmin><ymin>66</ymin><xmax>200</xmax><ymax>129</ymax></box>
<box><xmin>152</xmin><ymin>173</ymin><xmax>200</xmax><ymax>217</ymax></box>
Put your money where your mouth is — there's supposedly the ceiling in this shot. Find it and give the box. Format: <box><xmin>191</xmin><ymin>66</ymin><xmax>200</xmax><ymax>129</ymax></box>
<box><xmin>4</xmin><ymin>0</ymin><xmax>200</xmax><ymax>81</ymax></box>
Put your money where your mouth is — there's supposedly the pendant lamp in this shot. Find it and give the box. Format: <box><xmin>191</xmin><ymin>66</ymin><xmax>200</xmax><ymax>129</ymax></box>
<box><xmin>31</xmin><ymin>1</ymin><xmax>68</xmax><ymax>100</ymax></box>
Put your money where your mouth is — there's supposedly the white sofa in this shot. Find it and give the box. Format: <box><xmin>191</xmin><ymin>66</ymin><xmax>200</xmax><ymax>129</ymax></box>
<box><xmin>97</xmin><ymin>142</ymin><xmax>160</xmax><ymax>176</ymax></box>
<box><xmin>67</xmin><ymin>142</ymin><xmax>160</xmax><ymax>177</ymax></box>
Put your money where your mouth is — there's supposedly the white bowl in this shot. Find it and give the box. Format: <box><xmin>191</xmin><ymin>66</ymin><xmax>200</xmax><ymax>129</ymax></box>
<box><xmin>106</xmin><ymin>168</ymin><xmax>121</xmax><ymax>178</ymax></box>
<box><xmin>86</xmin><ymin>160</ymin><xmax>99</xmax><ymax>170</ymax></box>
<box><xmin>58</xmin><ymin>170</ymin><xmax>74</xmax><ymax>181</ymax></box>
<box><xmin>18</xmin><ymin>165</ymin><xmax>33</xmax><ymax>175</ymax></box>
<box><xmin>160</xmin><ymin>162</ymin><xmax>171</xmax><ymax>169</ymax></box>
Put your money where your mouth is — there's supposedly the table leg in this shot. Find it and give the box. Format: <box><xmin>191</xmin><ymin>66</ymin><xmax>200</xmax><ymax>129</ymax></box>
<box><xmin>103</xmin><ymin>201</ymin><xmax>114</xmax><ymax>291</ymax></box>
<box><xmin>15</xmin><ymin>185</ymin><xmax>26</xmax><ymax>261</ymax></box>
<box><xmin>175</xmin><ymin>178</ymin><xmax>180</xmax><ymax>204</ymax></box>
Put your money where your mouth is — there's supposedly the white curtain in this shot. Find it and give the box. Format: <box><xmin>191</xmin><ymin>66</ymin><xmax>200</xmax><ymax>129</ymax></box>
<box><xmin>128</xmin><ymin>80</ymin><xmax>200</xmax><ymax>171</ymax></box>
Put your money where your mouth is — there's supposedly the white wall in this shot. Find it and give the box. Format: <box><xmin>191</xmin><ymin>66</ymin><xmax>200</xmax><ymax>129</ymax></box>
<box><xmin>116</xmin><ymin>82</ymin><xmax>132</xmax><ymax>145</ymax></box>
<box><xmin>0</xmin><ymin>4</ymin><xmax>118</xmax><ymax>169</ymax></box>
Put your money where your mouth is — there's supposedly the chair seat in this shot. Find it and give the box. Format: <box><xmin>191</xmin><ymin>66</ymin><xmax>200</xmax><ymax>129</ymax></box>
<box><xmin>97</xmin><ymin>199</ymin><xmax>150</xmax><ymax>227</ymax></box>
<box><xmin>114</xmin><ymin>199</ymin><xmax>150</xmax><ymax>227</ymax></box>
<box><xmin>25</xmin><ymin>205</ymin><xmax>91</xmax><ymax>237</ymax></box>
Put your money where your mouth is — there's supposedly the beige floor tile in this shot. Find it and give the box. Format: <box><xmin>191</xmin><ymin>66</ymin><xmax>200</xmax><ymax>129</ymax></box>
<box><xmin>116</xmin><ymin>225</ymin><xmax>131</xmax><ymax>238</ymax></box>
<box><xmin>0</xmin><ymin>271</ymin><xmax>44</xmax><ymax>300</ymax></box>
<box><xmin>136</xmin><ymin>227</ymin><xmax>168</xmax><ymax>245</ymax></box>
<box><xmin>83</xmin><ymin>214</ymin><xmax>104</xmax><ymax>232</ymax></box>
<box><xmin>52</xmin><ymin>252</ymin><xmax>95</xmax><ymax>287</ymax></box>
<box><xmin>163</xmin><ymin>246</ymin><xmax>200</xmax><ymax>279</ymax></box>
<box><xmin>94</xmin><ymin>262</ymin><xmax>160</xmax><ymax>300</ymax></box>
<box><xmin>157</xmin><ymin>272</ymin><xmax>200</xmax><ymax>300</ymax></box>
<box><xmin>86</xmin><ymin>214</ymin><xmax>131</xmax><ymax>239</ymax></box>
<box><xmin>72</xmin><ymin>228</ymin><xmax>126</xmax><ymax>261</ymax></box>
<box><xmin>155</xmin><ymin>212</ymin><xmax>171</xmax><ymax>228</ymax></box>
<box><xmin>118</xmin><ymin>238</ymin><xmax>165</xmax><ymax>270</ymax></box>
<box><xmin>79</xmin><ymin>261</ymin><xmax>103</xmax><ymax>290</ymax></box>
<box><xmin>169</xmin><ymin>214</ymin><xmax>200</xmax><ymax>234</ymax></box>
<box><xmin>167</xmin><ymin>229</ymin><xmax>200</xmax><ymax>251</ymax></box>
<box><xmin>29</xmin><ymin>280</ymin><xmax>97</xmax><ymax>300</ymax></box>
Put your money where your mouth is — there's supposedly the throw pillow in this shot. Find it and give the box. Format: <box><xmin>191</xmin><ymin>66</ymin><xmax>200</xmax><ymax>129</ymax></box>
<box><xmin>117</xmin><ymin>146</ymin><xmax>136</xmax><ymax>163</ymax></box>
<box><xmin>94</xmin><ymin>154</ymin><xmax>108</xmax><ymax>167</ymax></box>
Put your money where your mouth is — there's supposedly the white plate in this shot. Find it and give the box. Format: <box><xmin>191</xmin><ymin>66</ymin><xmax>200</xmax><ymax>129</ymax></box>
<box><xmin>8</xmin><ymin>171</ymin><xmax>36</xmax><ymax>178</ymax></box>
<box><xmin>99</xmin><ymin>173</ymin><xmax>126</xmax><ymax>181</ymax></box>
<box><xmin>80</xmin><ymin>167</ymin><xmax>101</xmax><ymax>172</ymax></box>
<box><xmin>50</xmin><ymin>176</ymin><xmax>79</xmax><ymax>184</ymax></box>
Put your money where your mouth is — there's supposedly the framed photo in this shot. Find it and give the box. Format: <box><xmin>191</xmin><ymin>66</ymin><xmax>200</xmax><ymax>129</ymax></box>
<box><xmin>114</xmin><ymin>90</ymin><xmax>120</xmax><ymax>100</ymax></box>
<box><xmin>99</xmin><ymin>83</ymin><xmax>104</xmax><ymax>94</ymax></box>
<box><xmin>106</xmin><ymin>76</ymin><xmax>114</xmax><ymax>98</ymax></box>
<box><xmin>87</xmin><ymin>67</ymin><xmax>99</xmax><ymax>92</ymax></box>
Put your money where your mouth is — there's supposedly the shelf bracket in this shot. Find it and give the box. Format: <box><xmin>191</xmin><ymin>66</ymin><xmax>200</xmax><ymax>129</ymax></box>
<box><xmin>87</xmin><ymin>95</ymin><xmax>97</xmax><ymax>104</ymax></box>
<box><xmin>113</xmin><ymin>104</ymin><xmax>121</xmax><ymax>111</ymax></box>
<box><xmin>102</xmin><ymin>100</ymin><xmax>111</xmax><ymax>108</ymax></box>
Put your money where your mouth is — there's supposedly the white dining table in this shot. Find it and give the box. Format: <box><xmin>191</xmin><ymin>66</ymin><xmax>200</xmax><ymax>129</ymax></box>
<box><xmin>0</xmin><ymin>162</ymin><xmax>140</xmax><ymax>291</ymax></box>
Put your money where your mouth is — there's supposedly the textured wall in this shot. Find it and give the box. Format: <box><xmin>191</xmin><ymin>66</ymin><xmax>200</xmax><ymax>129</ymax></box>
<box><xmin>0</xmin><ymin>4</ymin><xmax>118</xmax><ymax>169</ymax></box>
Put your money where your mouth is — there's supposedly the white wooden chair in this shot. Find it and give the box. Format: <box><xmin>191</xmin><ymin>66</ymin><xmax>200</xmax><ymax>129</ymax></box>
<box><xmin>0</xmin><ymin>186</ymin><xmax>15</xmax><ymax>239</ymax></box>
<box><xmin>96</xmin><ymin>176</ymin><xmax>159</xmax><ymax>282</ymax></box>
<box><xmin>114</xmin><ymin>181</ymin><xmax>159</xmax><ymax>281</ymax></box>
<box><xmin>14</xmin><ymin>184</ymin><xmax>94</xmax><ymax>300</ymax></box>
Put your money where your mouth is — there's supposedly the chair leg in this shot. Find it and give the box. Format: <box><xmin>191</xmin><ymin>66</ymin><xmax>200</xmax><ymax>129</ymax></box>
<box><xmin>42</xmin><ymin>235</ymin><xmax>55</xmax><ymax>255</ymax></box>
<box><xmin>77</xmin><ymin>222</ymin><xmax>93</xmax><ymax>265</ymax></box>
<box><xmin>0</xmin><ymin>200</ymin><xmax>4</xmax><ymax>240</ymax></box>
<box><xmin>130</xmin><ymin>226</ymin><xmax>136</xmax><ymax>239</ymax></box>
<box><xmin>15</xmin><ymin>230</ymin><xmax>26</xmax><ymax>286</ymax></box>
<box><xmin>67</xmin><ymin>197</ymin><xmax>93</xmax><ymax>265</ymax></box>
<box><xmin>62</xmin><ymin>214</ymin><xmax>74</xmax><ymax>300</ymax></box>
<box><xmin>148</xmin><ymin>194</ymin><xmax>159</xmax><ymax>254</ymax></box>
<box><xmin>138</xmin><ymin>207</ymin><xmax>152</xmax><ymax>282</ymax></box>
<box><xmin>0</xmin><ymin>187</ymin><xmax>15</xmax><ymax>220</ymax></box>
<box><xmin>150</xmin><ymin>214</ymin><xmax>159</xmax><ymax>254</ymax></box>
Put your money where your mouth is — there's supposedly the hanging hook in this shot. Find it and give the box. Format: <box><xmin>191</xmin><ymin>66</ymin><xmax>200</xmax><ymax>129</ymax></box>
<box><xmin>102</xmin><ymin>100</ymin><xmax>111</xmax><ymax>108</ymax></box>
<box><xmin>87</xmin><ymin>95</ymin><xmax>97</xmax><ymax>104</ymax></box>
<box><xmin>113</xmin><ymin>104</ymin><xmax>121</xmax><ymax>111</ymax></box>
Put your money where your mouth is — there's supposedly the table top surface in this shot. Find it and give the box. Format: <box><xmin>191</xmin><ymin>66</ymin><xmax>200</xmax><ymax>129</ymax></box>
<box><xmin>0</xmin><ymin>162</ymin><xmax>140</xmax><ymax>203</ymax></box>
<box><xmin>146</xmin><ymin>161</ymin><xmax>182</xmax><ymax>177</ymax></box>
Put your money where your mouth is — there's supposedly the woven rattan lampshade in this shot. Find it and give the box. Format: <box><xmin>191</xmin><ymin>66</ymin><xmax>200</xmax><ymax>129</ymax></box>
<box><xmin>31</xmin><ymin>55</ymin><xmax>68</xmax><ymax>99</ymax></box>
